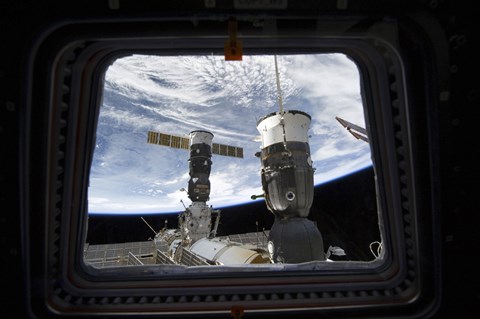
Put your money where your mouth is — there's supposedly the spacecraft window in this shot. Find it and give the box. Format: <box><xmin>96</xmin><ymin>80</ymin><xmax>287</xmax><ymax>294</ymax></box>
<box><xmin>85</xmin><ymin>53</ymin><xmax>380</xmax><ymax>267</ymax></box>
<box><xmin>23</xmin><ymin>10</ymin><xmax>440</xmax><ymax>317</ymax></box>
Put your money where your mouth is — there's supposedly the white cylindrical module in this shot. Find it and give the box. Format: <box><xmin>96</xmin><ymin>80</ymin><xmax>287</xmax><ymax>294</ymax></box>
<box><xmin>256</xmin><ymin>110</ymin><xmax>314</xmax><ymax>218</ymax></box>
<box><xmin>189</xmin><ymin>130</ymin><xmax>214</xmax><ymax>147</ymax></box>
<box><xmin>257</xmin><ymin>111</ymin><xmax>311</xmax><ymax>148</ymax></box>
<box><xmin>189</xmin><ymin>238</ymin><xmax>270</xmax><ymax>265</ymax></box>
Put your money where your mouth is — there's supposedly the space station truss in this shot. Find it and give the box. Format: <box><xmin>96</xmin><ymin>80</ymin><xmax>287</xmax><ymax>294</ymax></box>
<box><xmin>84</xmin><ymin>241</ymin><xmax>158</xmax><ymax>267</ymax></box>
<box><xmin>84</xmin><ymin>241</ymin><xmax>211</xmax><ymax>267</ymax></box>
<box><xmin>147</xmin><ymin>130</ymin><xmax>244</xmax><ymax>158</ymax></box>
<box><xmin>84</xmin><ymin>230</ymin><xmax>270</xmax><ymax>268</ymax></box>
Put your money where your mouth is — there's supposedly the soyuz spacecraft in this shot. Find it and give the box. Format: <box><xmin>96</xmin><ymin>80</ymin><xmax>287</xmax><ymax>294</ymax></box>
<box><xmin>255</xmin><ymin>110</ymin><xmax>325</xmax><ymax>263</ymax></box>
<box><xmin>253</xmin><ymin>56</ymin><xmax>325</xmax><ymax>263</ymax></box>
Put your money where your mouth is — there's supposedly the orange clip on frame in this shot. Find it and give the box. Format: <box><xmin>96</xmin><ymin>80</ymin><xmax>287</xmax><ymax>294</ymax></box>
<box><xmin>224</xmin><ymin>18</ymin><xmax>243</xmax><ymax>60</ymax></box>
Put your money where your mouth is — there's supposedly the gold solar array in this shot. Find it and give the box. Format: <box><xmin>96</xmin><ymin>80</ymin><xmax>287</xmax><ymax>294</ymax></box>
<box><xmin>147</xmin><ymin>130</ymin><xmax>244</xmax><ymax>158</ymax></box>
<box><xmin>213</xmin><ymin>142</ymin><xmax>243</xmax><ymax>158</ymax></box>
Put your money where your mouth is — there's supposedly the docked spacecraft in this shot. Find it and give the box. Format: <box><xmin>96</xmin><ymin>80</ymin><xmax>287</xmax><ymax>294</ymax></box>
<box><xmin>144</xmin><ymin>129</ymin><xmax>271</xmax><ymax>265</ymax></box>
<box><xmin>255</xmin><ymin>110</ymin><xmax>326</xmax><ymax>263</ymax></box>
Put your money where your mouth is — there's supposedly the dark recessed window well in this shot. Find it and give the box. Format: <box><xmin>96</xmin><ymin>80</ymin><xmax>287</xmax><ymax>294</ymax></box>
<box><xmin>85</xmin><ymin>53</ymin><xmax>376</xmax><ymax>267</ymax></box>
<box><xmin>22</xmin><ymin>15</ymin><xmax>442</xmax><ymax>318</ymax></box>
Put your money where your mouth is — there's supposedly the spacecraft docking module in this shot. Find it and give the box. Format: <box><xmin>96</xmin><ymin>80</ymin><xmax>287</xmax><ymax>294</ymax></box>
<box><xmin>146</xmin><ymin>130</ymin><xmax>271</xmax><ymax>266</ymax></box>
<box><xmin>181</xmin><ymin>130</ymin><xmax>214</xmax><ymax>243</ymax></box>
<box><xmin>256</xmin><ymin>110</ymin><xmax>326</xmax><ymax>263</ymax></box>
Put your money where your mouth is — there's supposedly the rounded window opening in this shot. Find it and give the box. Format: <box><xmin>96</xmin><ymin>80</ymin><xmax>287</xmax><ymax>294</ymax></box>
<box><xmin>285</xmin><ymin>191</ymin><xmax>296</xmax><ymax>201</ymax></box>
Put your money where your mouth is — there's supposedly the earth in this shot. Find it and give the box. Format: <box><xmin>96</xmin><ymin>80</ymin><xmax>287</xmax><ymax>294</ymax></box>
<box><xmin>88</xmin><ymin>53</ymin><xmax>372</xmax><ymax>214</ymax></box>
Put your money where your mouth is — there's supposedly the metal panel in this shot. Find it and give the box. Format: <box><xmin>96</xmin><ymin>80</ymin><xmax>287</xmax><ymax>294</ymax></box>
<box><xmin>155</xmin><ymin>249</ymin><xmax>175</xmax><ymax>265</ymax></box>
<box><xmin>128</xmin><ymin>252</ymin><xmax>144</xmax><ymax>265</ymax></box>
<box><xmin>177</xmin><ymin>245</ymin><xmax>210</xmax><ymax>266</ymax></box>
<box><xmin>84</xmin><ymin>241</ymin><xmax>156</xmax><ymax>268</ymax></box>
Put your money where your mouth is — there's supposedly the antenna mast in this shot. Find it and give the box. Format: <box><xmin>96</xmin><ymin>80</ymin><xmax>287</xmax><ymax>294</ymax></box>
<box><xmin>141</xmin><ymin>217</ymin><xmax>158</xmax><ymax>236</ymax></box>
<box><xmin>274</xmin><ymin>55</ymin><xmax>284</xmax><ymax>115</ymax></box>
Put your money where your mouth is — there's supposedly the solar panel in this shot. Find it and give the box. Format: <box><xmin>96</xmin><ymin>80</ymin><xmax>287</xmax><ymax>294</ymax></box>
<box><xmin>147</xmin><ymin>131</ymin><xmax>190</xmax><ymax>150</ymax></box>
<box><xmin>147</xmin><ymin>130</ymin><xmax>243</xmax><ymax>158</ymax></box>
<box><xmin>236</xmin><ymin>147</ymin><xmax>244</xmax><ymax>158</ymax></box>
<box><xmin>211</xmin><ymin>143</ymin><xmax>243</xmax><ymax>158</ymax></box>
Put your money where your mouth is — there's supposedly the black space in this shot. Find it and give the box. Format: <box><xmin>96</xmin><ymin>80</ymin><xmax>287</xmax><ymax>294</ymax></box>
<box><xmin>86</xmin><ymin>166</ymin><xmax>378</xmax><ymax>261</ymax></box>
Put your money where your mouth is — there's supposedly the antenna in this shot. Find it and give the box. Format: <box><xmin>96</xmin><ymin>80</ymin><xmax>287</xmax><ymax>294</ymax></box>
<box><xmin>274</xmin><ymin>55</ymin><xmax>284</xmax><ymax>115</ymax></box>
<box><xmin>140</xmin><ymin>217</ymin><xmax>158</xmax><ymax>236</ymax></box>
<box><xmin>273</xmin><ymin>55</ymin><xmax>290</xmax><ymax>151</ymax></box>
<box><xmin>256</xmin><ymin>221</ymin><xmax>259</xmax><ymax>249</ymax></box>
<box><xmin>180</xmin><ymin>199</ymin><xmax>187</xmax><ymax>209</ymax></box>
